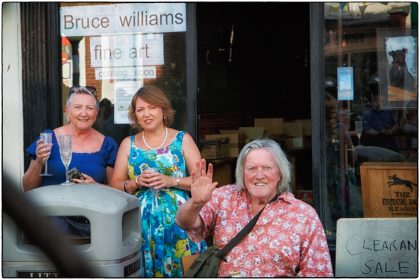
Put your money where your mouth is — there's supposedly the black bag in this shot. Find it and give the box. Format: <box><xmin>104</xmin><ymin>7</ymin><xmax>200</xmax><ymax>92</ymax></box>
<box><xmin>185</xmin><ymin>197</ymin><xmax>275</xmax><ymax>277</ymax></box>
<box><xmin>185</xmin><ymin>246</ymin><xmax>221</xmax><ymax>277</ymax></box>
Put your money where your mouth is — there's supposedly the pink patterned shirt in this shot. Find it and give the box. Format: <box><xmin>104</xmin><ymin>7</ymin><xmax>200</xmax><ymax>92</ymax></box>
<box><xmin>186</xmin><ymin>185</ymin><xmax>334</xmax><ymax>277</ymax></box>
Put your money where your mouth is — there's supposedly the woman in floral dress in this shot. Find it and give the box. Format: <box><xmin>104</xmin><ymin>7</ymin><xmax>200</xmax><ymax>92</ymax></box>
<box><xmin>111</xmin><ymin>85</ymin><xmax>206</xmax><ymax>277</ymax></box>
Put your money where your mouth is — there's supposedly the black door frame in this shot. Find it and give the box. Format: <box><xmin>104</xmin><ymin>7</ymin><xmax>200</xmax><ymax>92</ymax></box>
<box><xmin>309</xmin><ymin>3</ymin><xmax>327</xmax><ymax>225</ymax></box>
<box><xmin>186</xmin><ymin>3</ymin><xmax>198</xmax><ymax>140</ymax></box>
<box><xmin>21</xmin><ymin>2</ymin><xmax>62</xmax><ymax>169</ymax></box>
<box><xmin>310</xmin><ymin>3</ymin><xmax>336</xmax><ymax>263</ymax></box>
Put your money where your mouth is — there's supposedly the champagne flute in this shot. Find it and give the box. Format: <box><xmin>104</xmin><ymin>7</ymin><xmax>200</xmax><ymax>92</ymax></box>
<box><xmin>355</xmin><ymin>121</ymin><xmax>363</xmax><ymax>140</ymax></box>
<box><xmin>40</xmin><ymin>132</ymin><xmax>53</xmax><ymax>176</ymax></box>
<box><xmin>140</xmin><ymin>163</ymin><xmax>159</xmax><ymax>197</ymax></box>
<box><xmin>59</xmin><ymin>135</ymin><xmax>73</xmax><ymax>185</ymax></box>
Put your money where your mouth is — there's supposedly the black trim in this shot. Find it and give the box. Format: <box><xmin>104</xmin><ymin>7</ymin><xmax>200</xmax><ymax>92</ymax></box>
<box><xmin>310</xmin><ymin>3</ymin><xmax>336</xmax><ymax>272</ymax></box>
<box><xmin>186</xmin><ymin>3</ymin><xmax>198</xmax><ymax>141</ymax></box>
<box><xmin>21</xmin><ymin>2</ymin><xmax>61</xmax><ymax>169</ymax></box>
<box><xmin>46</xmin><ymin>3</ymin><xmax>62</xmax><ymax>131</ymax></box>
<box><xmin>310</xmin><ymin>3</ymin><xmax>327</xmax><ymax>224</ymax></box>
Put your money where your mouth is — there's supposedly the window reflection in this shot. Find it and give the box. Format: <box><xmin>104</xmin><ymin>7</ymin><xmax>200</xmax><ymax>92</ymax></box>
<box><xmin>323</xmin><ymin>2</ymin><xmax>417</xmax><ymax>236</ymax></box>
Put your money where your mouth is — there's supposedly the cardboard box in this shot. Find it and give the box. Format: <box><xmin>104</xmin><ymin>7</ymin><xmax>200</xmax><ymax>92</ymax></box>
<box><xmin>212</xmin><ymin>162</ymin><xmax>233</xmax><ymax>186</ymax></box>
<box><xmin>200</xmin><ymin>138</ymin><xmax>230</xmax><ymax>159</ymax></box>
<box><xmin>239</xmin><ymin>127</ymin><xmax>265</xmax><ymax>142</ymax></box>
<box><xmin>294</xmin><ymin>119</ymin><xmax>312</xmax><ymax>136</ymax></box>
<box><xmin>276</xmin><ymin>135</ymin><xmax>311</xmax><ymax>150</ymax></box>
<box><xmin>284</xmin><ymin>137</ymin><xmax>304</xmax><ymax>149</ymax></box>
<box><xmin>254</xmin><ymin>118</ymin><xmax>284</xmax><ymax>135</ymax></box>
<box><xmin>220</xmin><ymin>130</ymin><xmax>247</xmax><ymax>157</ymax></box>
<box><xmin>205</xmin><ymin>133</ymin><xmax>245</xmax><ymax>157</ymax></box>
<box><xmin>283</xmin><ymin>122</ymin><xmax>304</xmax><ymax>138</ymax></box>
<box><xmin>219</xmin><ymin>130</ymin><xmax>245</xmax><ymax>135</ymax></box>
<box><xmin>210</xmin><ymin>132</ymin><xmax>246</xmax><ymax>145</ymax></box>
<box><xmin>220</xmin><ymin>130</ymin><xmax>246</xmax><ymax>140</ymax></box>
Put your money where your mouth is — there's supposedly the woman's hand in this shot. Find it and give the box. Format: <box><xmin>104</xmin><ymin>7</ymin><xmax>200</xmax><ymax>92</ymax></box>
<box><xmin>175</xmin><ymin>159</ymin><xmax>218</xmax><ymax>230</ymax></box>
<box><xmin>190</xmin><ymin>159</ymin><xmax>218</xmax><ymax>206</ymax></box>
<box><xmin>137</xmin><ymin>169</ymin><xmax>174</xmax><ymax>190</ymax></box>
<box><xmin>35</xmin><ymin>138</ymin><xmax>52</xmax><ymax>166</ymax></box>
<box><xmin>71</xmin><ymin>173</ymin><xmax>97</xmax><ymax>184</ymax></box>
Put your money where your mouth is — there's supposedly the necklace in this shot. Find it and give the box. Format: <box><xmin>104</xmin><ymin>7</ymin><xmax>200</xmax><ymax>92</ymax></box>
<box><xmin>142</xmin><ymin>126</ymin><xmax>168</xmax><ymax>150</ymax></box>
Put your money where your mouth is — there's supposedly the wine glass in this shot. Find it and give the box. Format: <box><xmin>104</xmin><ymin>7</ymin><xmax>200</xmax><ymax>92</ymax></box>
<box><xmin>140</xmin><ymin>163</ymin><xmax>159</xmax><ymax>197</ymax></box>
<box><xmin>355</xmin><ymin>121</ymin><xmax>363</xmax><ymax>140</ymax></box>
<box><xmin>40</xmin><ymin>132</ymin><xmax>52</xmax><ymax>176</ymax></box>
<box><xmin>59</xmin><ymin>135</ymin><xmax>73</xmax><ymax>185</ymax></box>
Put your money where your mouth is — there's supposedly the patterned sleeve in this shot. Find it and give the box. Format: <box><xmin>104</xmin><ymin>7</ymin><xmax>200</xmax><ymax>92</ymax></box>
<box><xmin>297</xmin><ymin>207</ymin><xmax>334</xmax><ymax>277</ymax></box>
<box><xmin>104</xmin><ymin>136</ymin><xmax>118</xmax><ymax>167</ymax></box>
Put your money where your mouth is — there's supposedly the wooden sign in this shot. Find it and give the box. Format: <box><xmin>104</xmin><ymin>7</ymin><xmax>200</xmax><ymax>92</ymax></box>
<box><xmin>360</xmin><ymin>162</ymin><xmax>417</xmax><ymax>217</ymax></box>
<box><xmin>336</xmin><ymin>218</ymin><xmax>417</xmax><ymax>277</ymax></box>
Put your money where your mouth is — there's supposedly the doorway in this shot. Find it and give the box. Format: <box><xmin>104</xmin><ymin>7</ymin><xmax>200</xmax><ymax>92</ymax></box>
<box><xmin>196</xmin><ymin>3</ymin><xmax>313</xmax><ymax>194</ymax></box>
<box><xmin>196</xmin><ymin>3</ymin><xmax>310</xmax><ymax>115</ymax></box>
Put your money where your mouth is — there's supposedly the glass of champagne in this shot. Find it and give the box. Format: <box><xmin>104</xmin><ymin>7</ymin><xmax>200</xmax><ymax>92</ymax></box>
<box><xmin>140</xmin><ymin>163</ymin><xmax>159</xmax><ymax>197</ymax></box>
<box><xmin>355</xmin><ymin>121</ymin><xmax>363</xmax><ymax>140</ymax></box>
<box><xmin>59</xmin><ymin>135</ymin><xmax>73</xmax><ymax>185</ymax></box>
<box><xmin>40</xmin><ymin>132</ymin><xmax>53</xmax><ymax>176</ymax></box>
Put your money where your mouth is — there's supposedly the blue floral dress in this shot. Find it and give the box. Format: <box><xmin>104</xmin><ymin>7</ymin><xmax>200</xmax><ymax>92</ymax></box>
<box><xmin>128</xmin><ymin>131</ymin><xmax>207</xmax><ymax>277</ymax></box>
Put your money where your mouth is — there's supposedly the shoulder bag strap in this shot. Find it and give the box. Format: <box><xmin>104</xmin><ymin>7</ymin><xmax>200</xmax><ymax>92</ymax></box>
<box><xmin>215</xmin><ymin>195</ymin><xmax>277</xmax><ymax>258</ymax></box>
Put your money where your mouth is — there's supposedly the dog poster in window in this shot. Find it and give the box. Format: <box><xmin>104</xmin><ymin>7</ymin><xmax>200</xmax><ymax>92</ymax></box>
<box><xmin>378</xmin><ymin>28</ymin><xmax>418</xmax><ymax>109</ymax></box>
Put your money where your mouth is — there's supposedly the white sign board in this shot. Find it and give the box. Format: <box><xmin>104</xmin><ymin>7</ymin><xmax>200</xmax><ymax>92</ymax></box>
<box><xmin>90</xmin><ymin>34</ymin><xmax>164</xmax><ymax>67</ymax></box>
<box><xmin>114</xmin><ymin>81</ymin><xmax>142</xmax><ymax>124</ymax></box>
<box><xmin>60</xmin><ymin>3</ymin><xmax>186</xmax><ymax>36</ymax></box>
<box><xmin>336</xmin><ymin>218</ymin><xmax>417</xmax><ymax>278</ymax></box>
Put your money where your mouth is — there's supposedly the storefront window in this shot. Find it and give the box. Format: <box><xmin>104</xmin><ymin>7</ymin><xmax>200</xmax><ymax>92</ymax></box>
<box><xmin>323</xmin><ymin>2</ymin><xmax>417</xmax><ymax>237</ymax></box>
<box><xmin>59</xmin><ymin>3</ymin><xmax>188</xmax><ymax>144</ymax></box>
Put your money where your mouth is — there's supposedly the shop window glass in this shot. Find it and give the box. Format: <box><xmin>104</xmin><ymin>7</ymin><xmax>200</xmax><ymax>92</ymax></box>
<box><xmin>59</xmin><ymin>3</ymin><xmax>188</xmax><ymax>145</ymax></box>
<box><xmin>323</xmin><ymin>2</ymin><xmax>417</xmax><ymax>237</ymax></box>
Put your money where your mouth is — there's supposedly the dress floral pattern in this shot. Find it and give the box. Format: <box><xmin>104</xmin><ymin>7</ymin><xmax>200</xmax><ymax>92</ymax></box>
<box><xmin>186</xmin><ymin>184</ymin><xmax>334</xmax><ymax>277</ymax></box>
<box><xmin>128</xmin><ymin>131</ymin><xmax>207</xmax><ymax>277</ymax></box>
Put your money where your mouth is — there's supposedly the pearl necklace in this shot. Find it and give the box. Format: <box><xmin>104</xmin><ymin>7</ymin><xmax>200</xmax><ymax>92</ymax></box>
<box><xmin>142</xmin><ymin>127</ymin><xmax>168</xmax><ymax>150</ymax></box>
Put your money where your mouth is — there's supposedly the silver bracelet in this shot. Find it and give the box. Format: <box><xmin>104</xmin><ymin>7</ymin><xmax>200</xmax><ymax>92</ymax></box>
<box><xmin>123</xmin><ymin>180</ymin><xmax>129</xmax><ymax>193</ymax></box>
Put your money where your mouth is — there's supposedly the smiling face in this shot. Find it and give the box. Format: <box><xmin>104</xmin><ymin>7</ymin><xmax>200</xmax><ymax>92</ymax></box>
<box><xmin>66</xmin><ymin>93</ymin><xmax>98</xmax><ymax>130</ymax></box>
<box><xmin>243</xmin><ymin>148</ymin><xmax>281</xmax><ymax>203</ymax></box>
<box><xmin>135</xmin><ymin>97</ymin><xmax>164</xmax><ymax>130</ymax></box>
